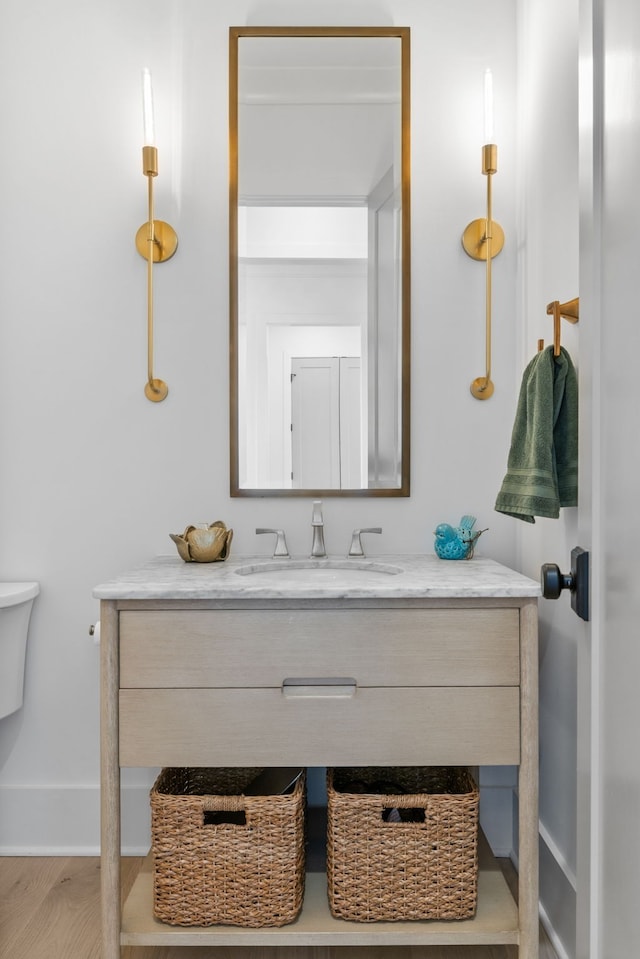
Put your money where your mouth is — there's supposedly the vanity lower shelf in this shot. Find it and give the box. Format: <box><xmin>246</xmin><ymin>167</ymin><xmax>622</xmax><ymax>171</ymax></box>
<box><xmin>122</xmin><ymin>832</ymin><xmax>519</xmax><ymax>948</ymax></box>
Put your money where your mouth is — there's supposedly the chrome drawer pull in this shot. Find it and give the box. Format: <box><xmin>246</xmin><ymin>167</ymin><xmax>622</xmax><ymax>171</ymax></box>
<box><xmin>282</xmin><ymin>677</ymin><xmax>357</xmax><ymax>698</ymax></box>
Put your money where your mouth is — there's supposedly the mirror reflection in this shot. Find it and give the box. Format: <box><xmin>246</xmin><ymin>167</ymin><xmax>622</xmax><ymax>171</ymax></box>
<box><xmin>230</xmin><ymin>27</ymin><xmax>410</xmax><ymax>496</ymax></box>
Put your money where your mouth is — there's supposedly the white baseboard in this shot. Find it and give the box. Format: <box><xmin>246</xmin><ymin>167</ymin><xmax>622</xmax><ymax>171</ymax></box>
<box><xmin>1</xmin><ymin>778</ymin><xmax>516</xmax><ymax>858</ymax></box>
<box><xmin>538</xmin><ymin>828</ymin><xmax>577</xmax><ymax>959</ymax></box>
<box><xmin>0</xmin><ymin>783</ymin><xmax>151</xmax><ymax>856</ymax></box>
<box><xmin>538</xmin><ymin>817</ymin><xmax>577</xmax><ymax>891</ymax></box>
<box><xmin>512</xmin><ymin>791</ymin><xmax>577</xmax><ymax>959</ymax></box>
<box><xmin>539</xmin><ymin>897</ymin><xmax>573</xmax><ymax>959</ymax></box>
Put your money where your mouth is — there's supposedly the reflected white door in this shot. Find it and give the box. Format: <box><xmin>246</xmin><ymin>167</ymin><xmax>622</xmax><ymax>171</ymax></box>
<box><xmin>291</xmin><ymin>357</ymin><xmax>341</xmax><ymax>489</ymax></box>
<box><xmin>291</xmin><ymin>357</ymin><xmax>361</xmax><ymax>489</ymax></box>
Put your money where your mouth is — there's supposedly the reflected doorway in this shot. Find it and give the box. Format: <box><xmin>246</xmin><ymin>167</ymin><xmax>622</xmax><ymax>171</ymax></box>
<box><xmin>291</xmin><ymin>356</ymin><xmax>363</xmax><ymax>489</ymax></box>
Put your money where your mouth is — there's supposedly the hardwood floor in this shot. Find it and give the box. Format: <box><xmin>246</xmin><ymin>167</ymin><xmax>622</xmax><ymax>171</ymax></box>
<box><xmin>0</xmin><ymin>856</ymin><xmax>559</xmax><ymax>959</ymax></box>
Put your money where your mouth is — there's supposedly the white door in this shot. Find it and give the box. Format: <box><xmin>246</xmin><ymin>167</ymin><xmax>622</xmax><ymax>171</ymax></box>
<box><xmin>291</xmin><ymin>357</ymin><xmax>341</xmax><ymax>489</ymax></box>
<box><xmin>576</xmin><ymin>0</ymin><xmax>640</xmax><ymax>954</ymax></box>
<box><xmin>290</xmin><ymin>357</ymin><xmax>362</xmax><ymax>489</ymax></box>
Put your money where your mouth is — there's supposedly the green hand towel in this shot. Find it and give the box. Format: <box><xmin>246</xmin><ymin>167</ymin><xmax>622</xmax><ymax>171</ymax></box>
<box><xmin>495</xmin><ymin>345</ymin><xmax>578</xmax><ymax>523</ymax></box>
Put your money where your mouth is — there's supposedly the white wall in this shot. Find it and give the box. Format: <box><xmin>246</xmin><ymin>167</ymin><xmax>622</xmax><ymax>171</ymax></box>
<box><xmin>0</xmin><ymin>0</ymin><xmax>520</xmax><ymax>853</ymax></box>
<box><xmin>516</xmin><ymin>2</ymin><xmax>580</xmax><ymax>957</ymax></box>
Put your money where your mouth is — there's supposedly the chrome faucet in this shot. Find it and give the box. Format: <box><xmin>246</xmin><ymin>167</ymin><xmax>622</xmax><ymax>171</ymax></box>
<box><xmin>310</xmin><ymin>500</ymin><xmax>326</xmax><ymax>557</ymax></box>
<box><xmin>256</xmin><ymin>527</ymin><xmax>289</xmax><ymax>558</ymax></box>
<box><xmin>348</xmin><ymin>527</ymin><xmax>382</xmax><ymax>557</ymax></box>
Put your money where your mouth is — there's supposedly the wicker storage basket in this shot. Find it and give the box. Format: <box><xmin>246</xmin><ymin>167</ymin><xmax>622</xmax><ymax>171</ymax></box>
<box><xmin>150</xmin><ymin>767</ymin><xmax>306</xmax><ymax>927</ymax></box>
<box><xmin>327</xmin><ymin>766</ymin><xmax>479</xmax><ymax>922</ymax></box>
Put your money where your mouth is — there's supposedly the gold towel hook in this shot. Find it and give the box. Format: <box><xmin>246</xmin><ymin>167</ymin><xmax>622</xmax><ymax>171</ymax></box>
<box><xmin>545</xmin><ymin>297</ymin><xmax>579</xmax><ymax>356</ymax></box>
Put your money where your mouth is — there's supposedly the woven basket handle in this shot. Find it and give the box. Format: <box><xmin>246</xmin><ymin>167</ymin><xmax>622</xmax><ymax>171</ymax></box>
<box><xmin>379</xmin><ymin>792</ymin><xmax>470</xmax><ymax>808</ymax></box>
<box><xmin>201</xmin><ymin>795</ymin><xmax>247</xmax><ymax>812</ymax></box>
<box><xmin>378</xmin><ymin>794</ymin><xmax>431</xmax><ymax>809</ymax></box>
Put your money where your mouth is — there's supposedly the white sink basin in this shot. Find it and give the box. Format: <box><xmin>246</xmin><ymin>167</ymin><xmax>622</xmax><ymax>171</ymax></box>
<box><xmin>234</xmin><ymin>559</ymin><xmax>404</xmax><ymax>583</ymax></box>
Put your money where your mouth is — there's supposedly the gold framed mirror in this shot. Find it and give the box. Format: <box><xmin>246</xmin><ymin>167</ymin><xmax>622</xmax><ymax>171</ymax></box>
<box><xmin>230</xmin><ymin>26</ymin><xmax>410</xmax><ymax>497</ymax></box>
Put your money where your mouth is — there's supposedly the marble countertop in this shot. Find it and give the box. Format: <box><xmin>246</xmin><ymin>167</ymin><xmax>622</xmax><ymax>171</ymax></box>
<box><xmin>93</xmin><ymin>553</ymin><xmax>541</xmax><ymax>601</ymax></box>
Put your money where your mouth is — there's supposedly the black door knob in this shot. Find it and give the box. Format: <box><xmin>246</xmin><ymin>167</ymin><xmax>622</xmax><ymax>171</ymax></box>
<box><xmin>540</xmin><ymin>547</ymin><xmax>590</xmax><ymax>621</ymax></box>
<box><xmin>541</xmin><ymin>564</ymin><xmax>574</xmax><ymax>600</ymax></box>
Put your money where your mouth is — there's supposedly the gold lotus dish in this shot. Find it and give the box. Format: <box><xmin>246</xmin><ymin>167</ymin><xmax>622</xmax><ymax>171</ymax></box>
<box><xmin>170</xmin><ymin>521</ymin><xmax>233</xmax><ymax>563</ymax></box>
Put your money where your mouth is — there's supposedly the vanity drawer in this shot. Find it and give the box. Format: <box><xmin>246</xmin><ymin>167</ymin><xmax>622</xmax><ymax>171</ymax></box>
<box><xmin>119</xmin><ymin>608</ymin><xmax>520</xmax><ymax>688</ymax></box>
<box><xmin>118</xmin><ymin>686</ymin><xmax>520</xmax><ymax>767</ymax></box>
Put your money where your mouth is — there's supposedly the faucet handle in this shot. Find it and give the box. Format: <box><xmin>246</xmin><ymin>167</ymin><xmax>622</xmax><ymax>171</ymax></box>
<box><xmin>348</xmin><ymin>527</ymin><xmax>382</xmax><ymax>557</ymax></box>
<box><xmin>256</xmin><ymin>528</ymin><xmax>290</xmax><ymax>558</ymax></box>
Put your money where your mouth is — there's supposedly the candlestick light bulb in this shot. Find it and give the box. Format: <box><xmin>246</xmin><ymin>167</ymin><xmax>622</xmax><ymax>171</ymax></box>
<box><xmin>483</xmin><ymin>68</ymin><xmax>494</xmax><ymax>144</ymax></box>
<box><xmin>142</xmin><ymin>67</ymin><xmax>155</xmax><ymax>146</ymax></box>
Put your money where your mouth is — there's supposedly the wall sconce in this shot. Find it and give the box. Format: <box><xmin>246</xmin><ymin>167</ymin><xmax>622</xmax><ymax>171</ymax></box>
<box><xmin>462</xmin><ymin>69</ymin><xmax>504</xmax><ymax>400</ymax></box>
<box><xmin>135</xmin><ymin>68</ymin><xmax>178</xmax><ymax>402</ymax></box>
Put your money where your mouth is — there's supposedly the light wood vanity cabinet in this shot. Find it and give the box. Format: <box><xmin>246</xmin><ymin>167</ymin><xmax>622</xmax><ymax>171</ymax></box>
<box><xmin>98</xmin><ymin>559</ymin><xmax>539</xmax><ymax>959</ymax></box>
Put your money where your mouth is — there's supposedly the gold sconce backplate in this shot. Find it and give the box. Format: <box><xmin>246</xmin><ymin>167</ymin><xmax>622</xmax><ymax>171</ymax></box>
<box><xmin>135</xmin><ymin>220</ymin><xmax>179</xmax><ymax>262</ymax></box>
<box><xmin>144</xmin><ymin>378</ymin><xmax>169</xmax><ymax>402</ymax></box>
<box><xmin>461</xmin><ymin>219</ymin><xmax>505</xmax><ymax>260</ymax></box>
<box><xmin>470</xmin><ymin>376</ymin><xmax>495</xmax><ymax>400</ymax></box>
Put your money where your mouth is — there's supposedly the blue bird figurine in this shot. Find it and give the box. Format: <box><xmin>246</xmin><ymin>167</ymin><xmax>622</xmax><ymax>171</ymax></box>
<box><xmin>434</xmin><ymin>515</ymin><xmax>487</xmax><ymax>560</ymax></box>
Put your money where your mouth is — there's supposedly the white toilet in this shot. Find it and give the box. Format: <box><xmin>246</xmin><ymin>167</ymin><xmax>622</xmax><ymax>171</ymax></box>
<box><xmin>0</xmin><ymin>582</ymin><xmax>39</xmax><ymax>720</ymax></box>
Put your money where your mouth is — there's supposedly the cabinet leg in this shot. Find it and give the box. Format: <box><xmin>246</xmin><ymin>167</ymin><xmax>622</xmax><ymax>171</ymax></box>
<box><xmin>101</xmin><ymin>600</ymin><xmax>121</xmax><ymax>959</ymax></box>
<box><xmin>518</xmin><ymin>599</ymin><xmax>540</xmax><ymax>959</ymax></box>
